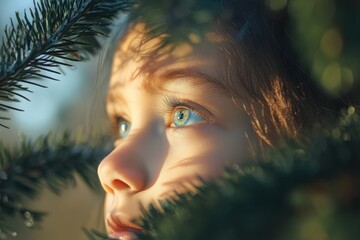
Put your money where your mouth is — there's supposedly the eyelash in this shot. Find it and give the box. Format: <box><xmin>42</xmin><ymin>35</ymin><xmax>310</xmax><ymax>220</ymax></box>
<box><xmin>161</xmin><ymin>95</ymin><xmax>211</xmax><ymax>128</ymax></box>
<box><xmin>108</xmin><ymin>96</ymin><xmax>212</xmax><ymax>138</ymax></box>
<box><xmin>108</xmin><ymin>109</ymin><xmax>129</xmax><ymax>137</ymax></box>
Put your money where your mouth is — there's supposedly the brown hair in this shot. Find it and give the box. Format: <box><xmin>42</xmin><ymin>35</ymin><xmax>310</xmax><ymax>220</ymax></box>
<box><xmin>107</xmin><ymin>0</ymin><xmax>320</xmax><ymax>146</ymax></box>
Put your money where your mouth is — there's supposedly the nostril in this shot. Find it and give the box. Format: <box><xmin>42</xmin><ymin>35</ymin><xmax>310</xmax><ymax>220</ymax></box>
<box><xmin>112</xmin><ymin>179</ymin><xmax>131</xmax><ymax>191</ymax></box>
<box><xmin>103</xmin><ymin>184</ymin><xmax>114</xmax><ymax>194</ymax></box>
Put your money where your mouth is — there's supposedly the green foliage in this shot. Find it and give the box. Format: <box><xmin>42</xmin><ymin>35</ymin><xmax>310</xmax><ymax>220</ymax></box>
<box><xmin>286</xmin><ymin>0</ymin><xmax>360</xmax><ymax>97</ymax></box>
<box><xmin>0</xmin><ymin>133</ymin><xmax>110</xmax><ymax>239</ymax></box>
<box><xmin>0</xmin><ymin>0</ymin><xmax>133</xmax><ymax>127</ymax></box>
<box><xmin>134</xmin><ymin>0</ymin><xmax>360</xmax><ymax>99</ymax></box>
<box><xmin>131</xmin><ymin>0</ymin><xmax>218</xmax><ymax>50</ymax></box>
<box><xmin>85</xmin><ymin>110</ymin><xmax>360</xmax><ymax>240</ymax></box>
<box><xmin>1</xmin><ymin>1</ymin><xmax>359</xmax><ymax>239</ymax></box>
<box><xmin>125</xmin><ymin>110</ymin><xmax>359</xmax><ymax>240</ymax></box>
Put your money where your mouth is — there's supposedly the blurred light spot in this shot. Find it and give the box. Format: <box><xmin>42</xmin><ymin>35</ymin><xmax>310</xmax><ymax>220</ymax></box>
<box><xmin>341</xmin><ymin>67</ymin><xmax>354</xmax><ymax>88</ymax></box>
<box><xmin>266</xmin><ymin>0</ymin><xmax>288</xmax><ymax>11</ymax></box>
<box><xmin>321</xmin><ymin>63</ymin><xmax>341</xmax><ymax>94</ymax></box>
<box><xmin>188</xmin><ymin>33</ymin><xmax>201</xmax><ymax>44</ymax></box>
<box><xmin>348</xmin><ymin>106</ymin><xmax>355</xmax><ymax>115</ymax></box>
<box><xmin>193</xmin><ymin>10</ymin><xmax>213</xmax><ymax>23</ymax></box>
<box><xmin>320</xmin><ymin>28</ymin><xmax>343</xmax><ymax>58</ymax></box>
<box><xmin>171</xmin><ymin>43</ymin><xmax>193</xmax><ymax>57</ymax></box>
<box><xmin>331</xmin><ymin>128</ymin><xmax>341</xmax><ymax>139</ymax></box>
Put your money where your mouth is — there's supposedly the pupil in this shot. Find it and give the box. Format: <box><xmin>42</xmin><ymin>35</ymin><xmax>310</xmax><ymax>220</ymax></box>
<box><xmin>178</xmin><ymin>111</ymin><xmax>184</xmax><ymax>120</ymax></box>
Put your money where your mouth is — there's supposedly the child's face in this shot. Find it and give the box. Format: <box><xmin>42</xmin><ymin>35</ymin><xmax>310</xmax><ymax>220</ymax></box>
<box><xmin>98</xmin><ymin>24</ymin><xmax>254</xmax><ymax>239</ymax></box>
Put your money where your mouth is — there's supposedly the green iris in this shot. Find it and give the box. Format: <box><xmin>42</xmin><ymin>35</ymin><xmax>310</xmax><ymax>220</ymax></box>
<box><xmin>173</xmin><ymin>107</ymin><xmax>203</xmax><ymax>127</ymax></box>
<box><xmin>118</xmin><ymin>119</ymin><xmax>131</xmax><ymax>138</ymax></box>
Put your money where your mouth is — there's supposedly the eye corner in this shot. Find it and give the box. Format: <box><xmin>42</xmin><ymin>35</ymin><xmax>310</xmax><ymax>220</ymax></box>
<box><xmin>107</xmin><ymin>113</ymin><xmax>132</xmax><ymax>140</ymax></box>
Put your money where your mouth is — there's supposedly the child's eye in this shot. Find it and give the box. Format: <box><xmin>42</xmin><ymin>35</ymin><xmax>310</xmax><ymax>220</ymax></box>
<box><xmin>171</xmin><ymin>107</ymin><xmax>204</xmax><ymax>127</ymax></box>
<box><xmin>118</xmin><ymin>118</ymin><xmax>131</xmax><ymax>138</ymax></box>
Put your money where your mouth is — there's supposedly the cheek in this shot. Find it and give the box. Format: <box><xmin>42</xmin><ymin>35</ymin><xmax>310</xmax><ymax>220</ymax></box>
<box><xmin>163</xmin><ymin>124</ymin><xmax>247</xmax><ymax>181</ymax></box>
<box><xmin>104</xmin><ymin>193</ymin><xmax>113</xmax><ymax>215</ymax></box>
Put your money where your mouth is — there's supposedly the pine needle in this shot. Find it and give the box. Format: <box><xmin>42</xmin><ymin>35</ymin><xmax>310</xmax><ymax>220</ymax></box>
<box><xmin>0</xmin><ymin>0</ymin><xmax>133</xmax><ymax>127</ymax></box>
<box><xmin>0</xmin><ymin>132</ymin><xmax>111</xmax><ymax>238</ymax></box>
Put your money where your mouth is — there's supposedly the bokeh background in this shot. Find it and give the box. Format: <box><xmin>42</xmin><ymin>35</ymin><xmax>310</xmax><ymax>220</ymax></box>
<box><xmin>0</xmin><ymin>1</ymin><xmax>109</xmax><ymax>239</ymax></box>
<box><xmin>1</xmin><ymin>0</ymin><xmax>359</xmax><ymax>239</ymax></box>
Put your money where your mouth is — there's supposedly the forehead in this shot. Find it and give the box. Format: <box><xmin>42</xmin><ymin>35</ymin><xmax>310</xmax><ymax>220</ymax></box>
<box><xmin>109</xmin><ymin>22</ymin><xmax>228</xmax><ymax>92</ymax></box>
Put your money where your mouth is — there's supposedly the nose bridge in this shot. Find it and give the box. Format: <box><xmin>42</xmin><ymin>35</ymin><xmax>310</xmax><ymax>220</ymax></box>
<box><xmin>98</xmin><ymin>122</ymin><xmax>167</xmax><ymax>194</ymax></box>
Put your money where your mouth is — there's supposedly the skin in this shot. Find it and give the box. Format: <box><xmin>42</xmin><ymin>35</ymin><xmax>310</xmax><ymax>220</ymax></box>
<box><xmin>97</xmin><ymin>24</ymin><xmax>256</xmax><ymax>239</ymax></box>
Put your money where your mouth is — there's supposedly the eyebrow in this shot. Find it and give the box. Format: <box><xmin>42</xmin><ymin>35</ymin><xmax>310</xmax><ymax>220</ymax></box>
<box><xmin>107</xmin><ymin>66</ymin><xmax>231</xmax><ymax>106</ymax></box>
<box><xmin>144</xmin><ymin>67</ymin><xmax>229</xmax><ymax>93</ymax></box>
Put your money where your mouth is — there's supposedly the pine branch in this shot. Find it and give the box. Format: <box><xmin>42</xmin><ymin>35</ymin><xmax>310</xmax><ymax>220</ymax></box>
<box><xmin>86</xmin><ymin>110</ymin><xmax>360</xmax><ymax>240</ymax></box>
<box><xmin>133</xmin><ymin>111</ymin><xmax>360</xmax><ymax>240</ymax></box>
<box><xmin>0</xmin><ymin>132</ymin><xmax>110</xmax><ymax>239</ymax></box>
<box><xmin>0</xmin><ymin>0</ymin><xmax>133</xmax><ymax>127</ymax></box>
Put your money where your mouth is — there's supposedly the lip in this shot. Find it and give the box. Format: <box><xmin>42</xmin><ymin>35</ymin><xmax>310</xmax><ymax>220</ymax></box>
<box><xmin>106</xmin><ymin>214</ymin><xmax>142</xmax><ymax>240</ymax></box>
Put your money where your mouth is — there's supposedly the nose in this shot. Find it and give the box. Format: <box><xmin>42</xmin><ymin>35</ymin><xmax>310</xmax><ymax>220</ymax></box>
<box><xmin>97</xmin><ymin>128</ymin><xmax>164</xmax><ymax>194</ymax></box>
<box><xmin>98</xmin><ymin>148</ymin><xmax>147</xmax><ymax>193</ymax></box>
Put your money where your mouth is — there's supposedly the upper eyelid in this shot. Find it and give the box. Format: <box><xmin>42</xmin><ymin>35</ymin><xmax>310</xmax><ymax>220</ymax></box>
<box><xmin>161</xmin><ymin>96</ymin><xmax>214</xmax><ymax>122</ymax></box>
<box><xmin>108</xmin><ymin>96</ymin><xmax>214</xmax><ymax>128</ymax></box>
<box><xmin>107</xmin><ymin>101</ymin><xmax>130</xmax><ymax>119</ymax></box>
<box><xmin>175</xmin><ymin>105</ymin><xmax>209</xmax><ymax>122</ymax></box>
<box><xmin>107</xmin><ymin>105</ymin><xmax>131</xmax><ymax>130</ymax></box>
<box><xmin>106</xmin><ymin>92</ymin><xmax>130</xmax><ymax>119</ymax></box>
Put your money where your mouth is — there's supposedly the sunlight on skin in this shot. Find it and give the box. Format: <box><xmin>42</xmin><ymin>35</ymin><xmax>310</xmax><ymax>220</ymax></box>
<box><xmin>97</xmin><ymin>23</ymin><xmax>256</xmax><ymax>239</ymax></box>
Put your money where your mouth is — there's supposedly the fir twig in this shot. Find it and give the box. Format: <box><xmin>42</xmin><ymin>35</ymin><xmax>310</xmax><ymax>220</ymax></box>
<box><xmin>135</xmin><ymin>111</ymin><xmax>360</xmax><ymax>240</ymax></box>
<box><xmin>86</xmin><ymin>111</ymin><xmax>360</xmax><ymax>240</ymax></box>
<box><xmin>0</xmin><ymin>0</ymin><xmax>133</xmax><ymax>127</ymax></box>
<box><xmin>0</xmin><ymin>132</ymin><xmax>110</xmax><ymax>239</ymax></box>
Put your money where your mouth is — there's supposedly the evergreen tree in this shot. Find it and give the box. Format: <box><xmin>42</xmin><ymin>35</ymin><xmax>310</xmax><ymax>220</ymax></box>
<box><xmin>0</xmin><ymin>0</ymin><xmax>132</xmax><ymax>127</ymax></box>
<box><xmin>0</xmin><ymin>0</ymin><xmax>132</xmax><ymax>238</ymax></box>
<box><xmin>1</xmin><ymin>0</ymin><xmax>359</xmax><ymax>239</ymax></box>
